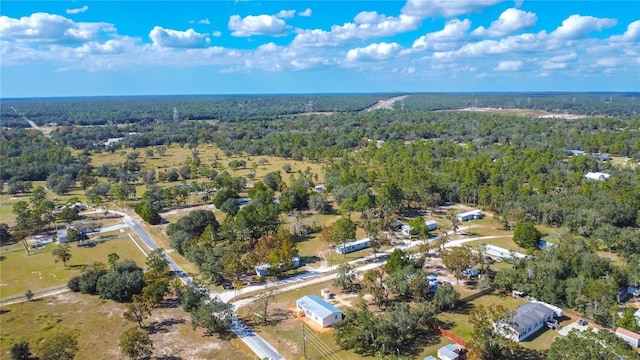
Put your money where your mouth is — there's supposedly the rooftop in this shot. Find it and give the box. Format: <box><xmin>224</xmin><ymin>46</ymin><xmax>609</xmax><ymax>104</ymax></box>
<box><xmin>296</xmin><ymin>295</ymin><xmax>342</xmax><ymax>318</ymax></box>
<box><xmin>505</xmin><ymin>302</ymin><xmax>556</xmax><ymax>334</ymax></box>
<box><xmin>616</xmin><ymin>327</ymin><xmax>640</xmax><ymax>340</ymax></box>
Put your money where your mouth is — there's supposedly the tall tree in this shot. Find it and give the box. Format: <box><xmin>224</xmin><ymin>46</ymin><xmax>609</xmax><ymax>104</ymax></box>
<box><xmin>442</xmin><ymin>246</ymin><xmax>475</xmax><ymax>282</ymax></box>
<box><xmin>333</xmin><ymin>263</ymin><xmax>357</xmax><ymax>291</ymax></box>
<box><xmin>52</xmin><ymin>243</ymin><xmax>72</xmax><ymax>266</ymax></box>
<box><xmin>119</xmin><ymin>327</ymin><xmax>153</xmax><ymax>360</ymax></box>
<box><xmin>513</xmin><ymin>222</ymin><xmax>542</xmax><ymax>249</ymax></box>
<box><xmin>467</xmin><ymin>304</ymin><xmax>518</xmax><ymax>360</ymax></box>
<box><xmin>123</xmin><ymin>295</ymin><xmax>152</xmax><ymax>328</ymax></box>
<box><xmin>35</xmin><ymin>330</ymin><xmax>79</xmax><ymax>360</ymax></box>
<box><xmin>547</xmin><ymin>328</ymin><xmax>638</xmax><ymax>360</ymax></box>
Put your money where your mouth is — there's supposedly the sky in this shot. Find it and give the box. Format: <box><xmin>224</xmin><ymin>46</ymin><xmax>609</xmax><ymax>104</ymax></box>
<box><xmin>1</xmin><ymin>0</ymin><xmax>639</xmax><ymax>97</ymax></box>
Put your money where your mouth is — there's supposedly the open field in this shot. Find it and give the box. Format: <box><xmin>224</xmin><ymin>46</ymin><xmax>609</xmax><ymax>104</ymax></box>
<box><xmin>0</xmin><ymin>292</ymin><xmax>254</xmax><ymax>360</ymax></box>
<box><xmin>0</xmin><ymin>234</ymin><xmax>147</xmax><ymax>298</ymax></box>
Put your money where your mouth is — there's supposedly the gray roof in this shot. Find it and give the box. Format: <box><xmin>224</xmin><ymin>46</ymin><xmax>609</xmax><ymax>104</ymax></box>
<box><xmin>296</xmin><ymin>295</ymin><xmax>342</xmax><ymax>318</ymax></box>
<box><xmin>506</xmin><ymin>302</ymin><xmax>555</xmax><ymax>334</ymax></box>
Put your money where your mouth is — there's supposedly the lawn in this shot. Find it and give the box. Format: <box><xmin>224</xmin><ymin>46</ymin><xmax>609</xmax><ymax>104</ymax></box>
<box><xmin>464</xmin><ymin>236</ymin><xmax>529</xmax><ymax>253</ymax></box>
<box><xmin>0</xmin><ymin>292</ymin><xmax>254</xmax><ymax>360</ymax></box>
<box><xmin>0</xmin><ymin>235</ymin><xmax>147</xmax><ymax>298</ymax></box>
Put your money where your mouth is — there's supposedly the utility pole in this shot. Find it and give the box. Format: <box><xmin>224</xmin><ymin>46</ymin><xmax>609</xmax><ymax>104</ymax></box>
<box><xmin>301</xmin><ymin>323</ymin><xmax>307</xmax><ymax>360</ymax></box>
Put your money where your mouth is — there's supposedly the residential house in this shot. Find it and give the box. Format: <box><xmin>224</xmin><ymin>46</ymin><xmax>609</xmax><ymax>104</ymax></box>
<box><xmin>485</xmin><ymin>244</ymin><xmax>528</xmax><ymax>260</ymax></box>
<box><xmin>615</xmin><ymin>327</ymin><xmax>640</xmax><ymax>348</ymax></box>
<box><xmin>584</xmin><ymin>172</ymin><xmax>610</xmax><ymax>181</ymax></box>
<box><xmin>335</xmin><ymin>238</ymin><xmax>371</xmax><ymax>255</ymax></box>
<box><xmin>437</xmin><ymin>344</ymin><xmax>465</xmax><ymax>360</ymax></box>
<box><xmin>296</xmin><ymin>294</ymin><xmax>343</xmax><ymax>328</ymax></box>
<box><xmin>456</xmin><ymin>209</ymin><xmax>482</xmax><ymax>222</ymax></box>
<box><xmin>498</xmin><ymin>302</ymin><xmax>557</xmax><ymax>342</ymax></box>
<box><xmin>255</xmin><ymin>255</ymin><xmax>301</xmax><ymax>277</ymax></box>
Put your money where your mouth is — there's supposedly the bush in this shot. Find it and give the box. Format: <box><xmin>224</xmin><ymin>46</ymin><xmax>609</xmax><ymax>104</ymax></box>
<box><xmin>134</xmin><ymin>201</ymin><xmax>161</xmax><ymax>225</ymax></box>
<box><xmin>513</xmin><ymin>222</ymin><xmax>542</xmax><ymax>249</ymax></box>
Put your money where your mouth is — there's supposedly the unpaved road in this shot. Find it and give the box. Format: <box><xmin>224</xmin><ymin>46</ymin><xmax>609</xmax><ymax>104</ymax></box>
<box><xmin>363</xmin><ymin>95</ymin><xmax>409</xmax><ymax>112</ymax></box>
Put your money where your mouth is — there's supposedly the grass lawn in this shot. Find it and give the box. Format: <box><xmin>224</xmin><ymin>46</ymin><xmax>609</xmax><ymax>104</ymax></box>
<box><xmin>465</xmin><ymin>236</ymin><xmax>529</xmax><ymax>253</ymax></box>
<box><xmin>0</xmin><ymin>292</ymin><xmax>254</xmax><ymax>360</ymax></box>
<box><xmin>0</xmin><ymin>236</ymin><xmax>147</xmax><ymax>298</ymax></box>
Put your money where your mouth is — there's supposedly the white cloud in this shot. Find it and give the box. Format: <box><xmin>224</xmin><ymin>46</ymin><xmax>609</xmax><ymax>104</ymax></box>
<box><xmin>275</xmin><ymin>10</ymin><xmax>296</xmax><ymax>19</ymax></box>
<box><xmin>198</xmin><ymin>18</ymin><xmax>211</xmax><ymax>25</ymax></box>
<box><xmin>293</xmin><ymin>13</ymin><xmax>420</xmax><ymax>47</ymax></box>
<box><xmin>0</xmin><ymin>12</ymin><xmax>115</xmax><ymax>43</ymax></box>
<box><xmin>596</xmin><ymin>58</ymin><xmax>620</xmax><ymax>67</ymax></box>
<box><xmin>75</xmin><ymin>36</ymin><xmax>139</xmax><ymax>55</ymax></box>
<box><xmin>402</xmin><ymin>0</ymin><xmax>503</xmax><ymax>18</ymax></box>
<box><xmin>471</xmin><ymin>8</ymin><xmax>537</xmax><ymax>37</ymax></box>
<box><xmin>412</xmin><ymin>19</ymin><xmax>471</xmax><ymax>51</ymax></box>
<box><xmin>228</xmin><ymin>14</ymin><xmax>288</xmax><ymax>37</ymax></box>
<box><xmin>495</xmin><ymin>60</ymin><xmax>522</xmax><ymax>71</ymax></box>
<box><xmin>346</xmin><ymin>42</ymin><xmax>402</xmax><ymax>61</ymax></box>
<box><xmin>66</xmin><ymin>5</ymin><xmax>89</xmax><ymax>15</ymax></box>
<box><xmin>550</xmin><ymin>52</ymin><xmax>578</xmax><ymax>63</ymax></box>
<box><xmin>212</xmin><ymin>30</ymin><xmax>222</xmax><ymax>37</ymax></box>
<box><xmin>298</xmin><ymin>8</ymin><xmax>312</xmax><ymax>17</ymax></box>
<box><xmin>609</xmin><ymin>20</ymin><xmax>640</xmax><ymax>42</ymax></box>
<box><xmin>550</xmin><ymin>14</ymin><xmax>617</xmax><ymax>39</ymax></box>
<box><xmin>149</xmin><ymin>26</ymin><xmax>210</xmax><ymax>48</ymax></box>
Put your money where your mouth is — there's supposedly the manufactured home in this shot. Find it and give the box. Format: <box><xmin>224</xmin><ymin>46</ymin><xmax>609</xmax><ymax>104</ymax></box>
<box><xmin>456</xmin><ymin>209</ymin><xmax>482</xmax><ymax>222</ymax></box>
<box><xmin>499</xmin><ymin>302</ymin><xmax>557</xmax><ymax>342</ymax></box>
<box><xmin>615</xmin><ymin>327</ymin><xmax>640</xmax><ymax>348</ymax></box>
<box><xmin>296</xmin><ymin>294</ymin><xmax>343</xmax><ymax>328</ymax></box>
<box><xmin>335</xmin><ymin>238</ymin><xmax>371</xmax><ymax>255</ymax></box>
<box><xmin>255</xmin><ymin>255</ymin><xmax>301</xmax><ymax>277</ymax></box>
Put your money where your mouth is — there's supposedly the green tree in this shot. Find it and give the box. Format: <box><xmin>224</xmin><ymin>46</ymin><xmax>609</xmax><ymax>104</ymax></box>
<box><xmin>10</xmin><ymin>341</ymin><xmax>32</xmax><ymax>360</ymax></box>
<box><xmin>616</xmin><ymin>306</ymin><xmax>640</xmax><ymax>333</ymax></box>
<box><xmin>513</xmin><ymin>222</ymin><xmax>542</xmax><ymax>249</ymax></box>
<box><xmin>52</xmin><ymin>243</ymin><xmax>72</xmax><ymax>266</ymax></box>
<box><xmin>333</xmin><ymin>263</ymin><xmax>357</xmax><ymax>291</ymax></box>
<box><xmin>432</xmin><ymin>284</ymin><xmax>460</xmax><ymax>311</ymax></box>
<box><xmin>134</xmin><ymin>201</ymin><xmax>161</xmax><ymax>225</ymax></box>
<box><xmin>190</xmin><ymin>297</ymin><xmax>233</xmax><ymax>336</ymax></box>
<box><xmin>57</xmin><ymin>207</ymin><xmax>79</xmax><ymax>225</ymax></box>
<box><xmin>119</xmin><ymin>327</ymin><xmax>153</xmax><ymax>360</ymax></box>
<box><xmin>108</xmin><ymin>252</ymin><xmax>120</xmax><ymax>271</ymax></box>
<box><xmin>145</xmin><ymin>249</ymin><xmax>169</xmax><ymax>274</ymax></box>
<box><xmin>547</xmin><ymin>328</ymin><xmax>638</xmax><ymax>360</ymax></box>
<box><xmin>123</xmin><ymin>295</ymin><xmax>151</xmax><ymax>328</ymax></box>
<box><xmin>35</xmin><ymin>330</ymin><xmax>79</xmax><ymax>360</ymax></box>
<box><xmin>385</xmin><ymin>248</ymin><xmax>409</xmax><ymax>274</ymax></box>
<box><xmin>332</xmin><ymin>215</ymin><xmax>357</xmax><ymax>251</ymax></box>
<box><xmin>467</xmin><ymin>304</ymin><xmax>518</xmax><ymax>360</ymax></box>
<box><xmin>442</xmin><ymin>246</ymin><xmax>475</xmax><ymax>282</ymax></box>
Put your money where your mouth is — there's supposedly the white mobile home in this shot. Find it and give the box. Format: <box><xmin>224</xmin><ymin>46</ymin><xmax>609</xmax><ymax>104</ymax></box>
<box><xmin>584</xmin><ymin>172</ymin><xmax>610</xmax><ymax>181</ymax></box>
<box><xmin>456</xmin><ymin>209</ymin><xmax>482</xmax><ymax>222</ymax></box>
<box><xmin>485</xmin><ymin>244</ymin><xmax>528</xmax><ymax>260</ymax></box>
<box><xmin>425</xmin><ymin>220</ymin><xmax>438</xmax><ymax>231</ymax></box>
<box><xmin>437</xmin><ymin>344</ymin><xmax>465</xmax><ymax>360</ymax></box>
<box><xmin>255</xmin><ymin>255</ymin><xmax>301</xmax><ymax>277</ymax></box>
<box><xmin>335</xmin><ymin>238</ymin><xmax>370</xmax><ymax>255</ymax></box>
<box><xmin>615</xmin><ymin>327</ymin><xmax>640</xmax><ymax>348</ymax></box>
<box><xmin>296</xmin><ymin>294</ymin><xmax>343</xmax><ymax>328</ymax></box>
<box><xmin>499</xmin><ymin>302</ymin><xmax>556</xmax><ymax>342</ymax></box>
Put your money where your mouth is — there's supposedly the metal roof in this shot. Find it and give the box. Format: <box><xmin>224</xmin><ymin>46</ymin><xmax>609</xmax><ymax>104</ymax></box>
<box><xmin>506</xmin><ymin>302</ymin><xmax>555</xmax><ymax>335</ymax></box>
<box><xmin>296</xmin><ymin>295</ymin><xmax>342</xmax><ymax>319</ymax></box>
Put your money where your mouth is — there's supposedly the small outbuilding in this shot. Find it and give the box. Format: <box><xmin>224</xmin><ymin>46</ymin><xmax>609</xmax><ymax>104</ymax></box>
<box><xmin>437</xmin><ymin>343</ymin><xmax>465</xmax><ymax>360</ymax></box>
<box><xmin>584</xmin><ymin>172</ymin><xmax>610</xmax><ymax>181</ymax></box>
<box><xmin>615</xmin><ymin>327</ymin><xmax>640</xmax><ymax>348</ymax></box>
<box><xmin>425</xmin><ymin>220</ymin><xmax>438</xmax><ymax>231</ymax></box>
<box><xmin>296</xmin><ymin>294</ymin><xmax>343</xmax><ymax>328</ymax></box>
<box><xmin>456</xmin><ymin>209</ymin><xmax>482</xmax><ymax>222</ymax></box>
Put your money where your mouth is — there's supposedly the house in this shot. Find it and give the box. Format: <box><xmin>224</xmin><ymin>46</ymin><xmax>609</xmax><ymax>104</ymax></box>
<box><xmin>485</xmin><ymin>244</ymin><xmax>528</xmax><ymax>260</ymax></box>
<box><xmin>255</xmin><ymin>255</ymin><xmax>301</xmax><ymax>277</ymax></box>
<box><xmin>103</xmin><ymin>137</ymin><xmax>123</xmax><ymax>146</ymax></box>
<box><xmin>425</xmin><ymin>220</ymin><xmax>438</xmax><ymax>231</ymax></box>
<box><xmin>584</xmin><ymin>172</ymin><xmax>610</xmax><ymax>181</ymax></box>
<box><xmin>57</xmin><ymin>228</ymin><xmax>69</xmax><ymax>243</ymax></box>
<box><xmin>456</xmin><ymin>209</ymin><xmax>482</xmax><ymax>222</ymax></box>
<box><xmin>437</xmin><ymin>344</ymin><xmax>465</xmax><ymax>360</ymax></box>
<box><xmin>566</xmin><ymin>149</ymin><xmax>585</xmax><ymax>156</ymax></box>
<box><xmin>615</xmin><ymin>327</ymin><xmax>640</xmax><ymax>348</ymax></box>
<box><xmin>499</xmin><ymin>302</ymin><xmax>557</xmax><ymax>342</ymax></box>
<box><xmin>423</xmin><ymin>356</ymin><xmax>437</xmax><ymax>360</ymax></box>
<box><xmin>335</xmin><ymin>238</ymin><xmax>370</xmax><ymax>255</ymax></box>
<box><xmin>296</xmin><ymin>294</ymin><xmax>343</xmax><ymax>328</ymax></box>
<box><xmin>462</xmin><ymin>268</ymin><xmax>480</xmax><ymax>279</ymax></box>
<box><xmin>401</xmin><ymin>225</ymin><xmax>418</xmax><ymax>236</ymax></box>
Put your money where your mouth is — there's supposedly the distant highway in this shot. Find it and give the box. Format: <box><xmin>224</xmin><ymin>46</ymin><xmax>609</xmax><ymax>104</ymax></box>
<box><xmin>363</xmin><ymin>95</ymin><xmax>409</xmax><ymax>112</ymax></box>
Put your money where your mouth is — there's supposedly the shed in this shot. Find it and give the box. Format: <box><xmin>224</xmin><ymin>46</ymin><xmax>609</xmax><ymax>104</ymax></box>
<box><xmin>437</xmin><ymin>343</ymin><xmax>465</xmax><ymax>360</ymax></box>
<box><xmin>335</xmin><ymin>238</ymin><xmax>370</xmax><ymax>255</ymax></box>
<box><xmin>296</xmin><ymin>295</ymin><xmax>343</xmax><ymax>328</ymax></box>
<box><xmin>456</xmin><ymin>209</ymin><xmax>482</xmax><ymax>222</ymax></box>
<box><xmin>499</xmin><ymin>302</ymin><xmax>556</xmax><ymax>342</ymax></box>
<box><xmin>567</xmin><ymin>149</ymin><xmax>585</xmax><ymax>156</ymax></box>
<box><xmin>425</xmin><ymin>220</ymin><xmax>438</xmax><ymax>231</ymax></box>
<box><xmin>57</xmin><ymin>228</ymin><xmax>69</xmax><ymax>243</ymax></box>
<box><xmin>615</xmin><ymin>327</ymin><xmax>640</xmax><ymax>348</ymax></box>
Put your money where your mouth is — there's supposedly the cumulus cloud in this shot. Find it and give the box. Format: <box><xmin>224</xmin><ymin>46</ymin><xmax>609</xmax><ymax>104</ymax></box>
<box><xmin>412</xmin><ymin>19</ymin><xmax>471</xmax><ymax>51</ymax></box>
<box><xmin>550</xmin><ymin>14</ymin><xmax>617</xmax><ymax>39</ymax></box>
<box><xmin>228</xmin><ymin>14</ymin><xmax>288</xmax><ymax>37</ymax></box>
<box><xmin>66</xmin><ymin>5</ymin><xmax>89</xmax><ymax>15</ymax></box>
<box><xmin>495</xmin><ymin>60</ymin><xmax>522</xmax><ymax>71</ymax></box>
<box><xmin>293</xmin><ymin>13</ymin><xmax>420</xmax><ymax>47</ymax></box>
<box><xmin>212</xmin><ymin>30</ymin><xmax>222</xmax><ymax>37</ymax></box>
<box><xmin>198</xmin><ymin>18</ymin><xmax>211</xmax><ymax>25</ymax></box>
<box><xmin>298</xmin><ymin>8</ymin><xmax>312</xmax><ymax>17</ymax></box>
<box><xmin>346</xmin><ymin>42</ymin><xmax>402</xmax><ymax>61</ymax></box>
<box><xmin>471</xmin><ymin>8</ymin><xmax>537</xmax><ymax>37</ymax></box>
<box><xmin>609</xmin><ymin>20</ymin><xmax>640</xmax><ymax>42</ymax></box>
<box><xmin>0</xmin><ymin>12</ymin><xmax>115</xmax><ymax>43</ymax></box>
<box><xmin>149</xmin><ymin>26</ymin><xmax>210</xmax><ymax>48</ymax></box>
<box><xmin>402</xmin><ymin>0</ymin><xmax>502</xmax><ymax>18</ymax></box>
<box><xmin>275</xmin><ymin>10</ymin><xmax>296</xmax><ymax>19</ymax></box>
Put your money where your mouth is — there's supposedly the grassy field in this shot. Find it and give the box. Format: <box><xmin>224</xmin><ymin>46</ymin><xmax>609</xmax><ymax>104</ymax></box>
<box><xmin>0</xmin><ymin>292</ymin><xmax>254</xmax><ymax>360</ymax></box>
<box><xmin>0</xmin><ymin>234</ymin><xmax>147</xmax><ymax>298</ymax></box>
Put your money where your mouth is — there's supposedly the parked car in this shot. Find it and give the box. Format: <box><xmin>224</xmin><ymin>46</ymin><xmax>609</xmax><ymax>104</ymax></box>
<box><xmin>577</xmin><ymin>319</ymin><xmax>588</xmax><ymax>326</ymax></box>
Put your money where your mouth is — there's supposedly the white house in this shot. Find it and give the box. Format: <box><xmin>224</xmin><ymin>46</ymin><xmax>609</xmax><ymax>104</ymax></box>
<box><xmin>456</xmin><ymin>209</ymin><xmax>482</xmax><ymax>222</ymax></box>
<box><xmin>615</xmin><ymin>327</ymin><xmax>640</xmax><ymax>347</ymax></box>
<box><xmin>425</xmin><ymin>220</ymin><xmax>438</xmax><ymax>231</ymax></box>
<box><xmin>335</xmin><ymin>238</ymin><xmax>370</xmax><ymax>255</ymax></box>
<box><xmin>255</xmin><ymin>255</ymin><xmax>300</xmax><ymax>277</ymax></box>
<box><xmin>296</xmin><ymin>294</ymin><xmax>343</xmax><ymax>328</ymax></box>
<box><xmin>485</xmin><ymin>244</ymin><xmax>528</xmax><ymax>260</ymax></box>
<box><xmin>437</xmin><ymin>344</ymin><xmax>465</xmax><ymax>360</ymax></box>
<box><xmin>498</xmin><ymin>302</ymin><xmax>557</xmax><ymax>342</ymax></box>
<box><xmin>584</xmin><ymin>172</ymin><xmax>610</xmax><ymax>181</ymax></box>
<box><xmin>57</xmin><ymin>228</ymin><xmax>69</xmax><ymax>243</ymax></box>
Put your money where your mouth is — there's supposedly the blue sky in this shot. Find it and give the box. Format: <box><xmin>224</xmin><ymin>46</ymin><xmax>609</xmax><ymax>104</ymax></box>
<box><xmin>1</xmin><ymin>1</ymin><xmax>638</xmax><ymax>97</ymax></box>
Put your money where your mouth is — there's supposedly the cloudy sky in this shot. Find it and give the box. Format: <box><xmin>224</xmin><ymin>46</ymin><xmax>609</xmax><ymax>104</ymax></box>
<box><xmin>1</xmin><ymin>1</ymin><xmax>638</xmax><ymax>97</ymax></box>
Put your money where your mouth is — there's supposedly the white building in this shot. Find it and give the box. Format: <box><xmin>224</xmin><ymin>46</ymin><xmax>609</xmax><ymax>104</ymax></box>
<box><xmin>335</xmin><ymin>238</ymin><xmax>370</xmax><ymax>254</ymax></box>
<box><xmin>615</xmin><ymin>327</ymin><xmax>640</xmax><ymax>348</ymax></box>
<box><xmin>485</xmin><ymin>244</ymin><xmax>529</xmax><ymax>260</ymax></box>
<box><xmin>255</xmin><ymin>255</ymin><xmax>300</xmax><ymax>277</ymax></box>
<box><xmin>456</xmin><ymin>209</ymin><xmax>482</xmax><ymax>222</ymax></box>
<box><xmin>584</xmin><ymin>172</ymin><xmax>610</xmax><ymax>181</ymax></box>
<box><xmin>498</xmin><ymin>302</ymin><xmax>556</xmax><ymax>342</ymax></box>
<box><xmin>437</xmin><ymin>344</ymin><xmax>465</xmax><ymax>360</ymax></box>
<box><xmin>425</xmin><ymin>220</ymin><xmax>438</xmax><ymax>231</ymax></box>
<box><xmin>296</xmin><ymin>295</ymin><xmax>343</xmax><ymax>328</ymax></box>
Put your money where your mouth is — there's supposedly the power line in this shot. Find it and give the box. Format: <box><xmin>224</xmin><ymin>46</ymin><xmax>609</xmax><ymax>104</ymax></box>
<box><xmin>301</xmin><ymin>323</ymin><xmax>343</xmax><ymax>360</ymax></box>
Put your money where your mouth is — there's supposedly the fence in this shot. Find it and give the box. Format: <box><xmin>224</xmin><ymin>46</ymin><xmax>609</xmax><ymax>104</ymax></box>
<box><xmin>434</xmin><ymin>326</ymin><xmax>468</xmax><ymax>347</ymax></box>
